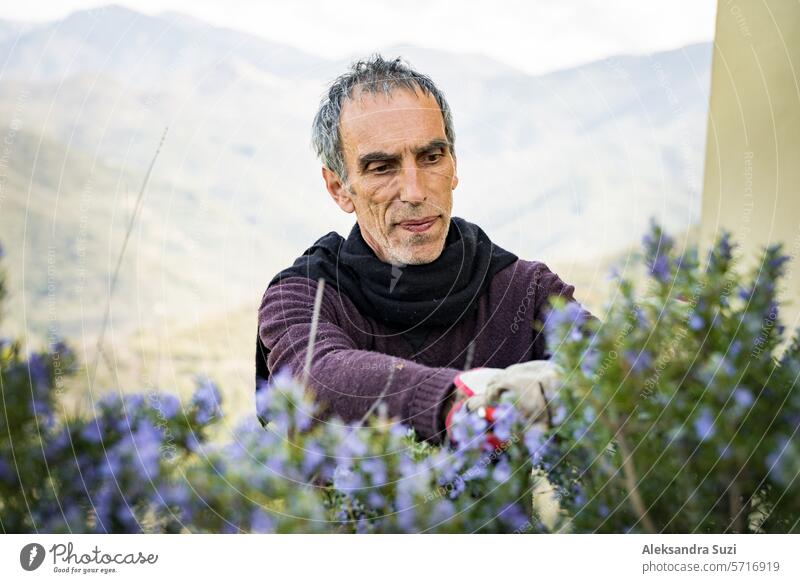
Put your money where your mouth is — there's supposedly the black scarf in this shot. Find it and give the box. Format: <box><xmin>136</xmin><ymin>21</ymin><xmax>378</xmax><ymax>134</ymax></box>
<box><xmin>255</xmin><ymin>217</ymin><xmax>517</xmax><ymax>390</ymax></box>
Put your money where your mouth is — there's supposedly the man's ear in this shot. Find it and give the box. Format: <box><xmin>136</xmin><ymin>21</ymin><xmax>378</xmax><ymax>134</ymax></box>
<box><xmin>322</xmin><ymin>166</ymin><xmax>355</xmax><ymax>213</ymax></box>
<box><xmin>451</xmin><ymin>153</ymin><xmax>459</xmax><ymax>190</ymax></box>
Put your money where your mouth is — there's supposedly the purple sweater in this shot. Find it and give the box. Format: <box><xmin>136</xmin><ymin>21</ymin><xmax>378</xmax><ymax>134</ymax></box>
<box><xmin>258</xmin><ymin>259</ymin><xmax>592</xmax><ymax>444</ymax></box>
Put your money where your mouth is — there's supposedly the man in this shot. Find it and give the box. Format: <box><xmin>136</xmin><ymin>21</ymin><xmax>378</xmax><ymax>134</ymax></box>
<box><xmin>256</xmin><ymin>55</ymin><xmax>596</xmax><ymax>445</ymax></box>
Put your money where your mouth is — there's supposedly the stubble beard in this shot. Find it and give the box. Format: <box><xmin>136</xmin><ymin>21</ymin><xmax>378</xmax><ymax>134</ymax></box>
<box><xmin>346</xmin><ymin>182</ymin><xmax>449</xmax><ymax>266</ymax></box>
<box><xmin>385</xmin><ymin>221</ymin><xmax>449</xmax><ymax>266</ymax></box>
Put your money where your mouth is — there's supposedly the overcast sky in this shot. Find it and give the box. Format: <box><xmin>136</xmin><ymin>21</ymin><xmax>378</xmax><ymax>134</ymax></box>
<box><xmin>0</xmin><ymin>0</ymin><xmax>718</xmax><ymax>76</ymax></box>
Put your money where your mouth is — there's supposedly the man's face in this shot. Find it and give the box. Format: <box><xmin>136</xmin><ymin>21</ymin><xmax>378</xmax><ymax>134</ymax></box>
<box><xmin>322</xmin><ymin>87</ymin><xmax>458</xmax><ymax>265</ymax></box>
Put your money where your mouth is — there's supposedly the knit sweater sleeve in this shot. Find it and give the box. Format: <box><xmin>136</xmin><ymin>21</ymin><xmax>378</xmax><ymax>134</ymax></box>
<box><xmin>258</xmin><ymin>277</ymin><xmax>460</xmax><ymax>444</ymax></box>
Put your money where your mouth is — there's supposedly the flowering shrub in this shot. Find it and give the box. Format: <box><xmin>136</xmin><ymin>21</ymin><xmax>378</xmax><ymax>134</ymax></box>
<box><xmin>0</xmin><ymin>224</ymin><xmax>798</xmax><ymax>533</ymax></box>
<box><xmin>540</xmin><ymin>221</ymin><xmax>800</xmax><ymax>532</ymax></box>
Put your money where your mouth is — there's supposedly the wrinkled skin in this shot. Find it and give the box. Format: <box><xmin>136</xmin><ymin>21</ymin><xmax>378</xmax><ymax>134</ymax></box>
<box><xmin>322</xmin><ymin>87</ymin><xmax>459</xmax><ymax>266</ymax></box>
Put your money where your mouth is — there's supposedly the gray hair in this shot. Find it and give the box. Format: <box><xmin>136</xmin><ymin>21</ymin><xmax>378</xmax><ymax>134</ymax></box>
<box><xmin>311</xmin><ymin>53</ymin><xmax>456</xmax><ymax>185</ymax></box>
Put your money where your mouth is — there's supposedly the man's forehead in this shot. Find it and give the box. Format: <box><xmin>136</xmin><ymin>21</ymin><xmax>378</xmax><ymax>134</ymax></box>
<box><xmin>339</xmin><ymin>87</ymin><xmax>447</xmax><ymax>156</ymax></box>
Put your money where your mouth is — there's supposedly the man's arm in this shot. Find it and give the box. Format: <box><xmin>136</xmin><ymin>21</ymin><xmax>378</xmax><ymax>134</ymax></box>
<box><xmin>258</xmin><ymin>277</ymin><xmax>461</xmax><ymax>444</ymax></box>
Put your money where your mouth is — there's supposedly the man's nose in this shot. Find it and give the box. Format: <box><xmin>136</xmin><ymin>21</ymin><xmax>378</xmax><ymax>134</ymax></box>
<box><xmin>398</xmin><ymin>163</ymin><xmax>426</xmax><ymax>203</ymax></box>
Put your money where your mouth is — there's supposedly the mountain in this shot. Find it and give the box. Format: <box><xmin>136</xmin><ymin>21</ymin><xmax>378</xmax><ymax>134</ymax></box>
<box><xmin>0</xmin><ymin>4</ymin><xmax>325</xmax><ymax>83</ymax></box>
<box><xmin>0</xmin><ymin>5</ymin><xmax>712</xmax><ymax>353</ymax></box>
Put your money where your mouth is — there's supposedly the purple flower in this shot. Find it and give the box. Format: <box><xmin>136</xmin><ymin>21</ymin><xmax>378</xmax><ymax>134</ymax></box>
<box><xmin>395</xmin><ymin>503</ymin><xmax>416</xmax><ymax>532</ymax></box>
<box><xmin>367</xmin><ymin>491</ymin><xmax>386</xmax><ymax>510</ymax></box>
<box><xmin>430</xmin><ymin>500</ymin><xmax>456</xmax><ymax>525</ymax></box>
<box><xmin>693</xmin><ymin>408</ymin><xmax>716</xmax><ymax>441</ymax></box>
<box><xmin>492</xmin><ymin>458</ymin><xmax>512</xmax><ymax>482</ymax></box>
<box><xmin>45</xmin><ymin>427</ymin><xmax>71</xmax><ymax>458</ymax></box>
<box><xmin>642</xmin><ymin>222</ymin><xmax>675</xmax><ymax>282</ymax></box>
<box><xmin>292</xmin><ymin>405</ymin><xmax>314</xmax><ymax>433</ymax></box>
<box><xmin>624</xmin><ymin>349</ymin><xmax>652</xmax><ymax>374</ymax></box>
<box><xmin>114</xmin><ymin>505</ymin><xmax>141</xmax><ymax>533</ymax></box>
<box><xmin>449</xmin><ymin>408</ymin><xmax>489</xmax><ymax>448</ymax></box>
<box><xmin>191</xmin><ymin>378</ymin><xmax>222</xmax><ymax>424</ymax></box>
<box><xmin>650</xmin><ymin>255</ymin><xmax>670</xmax><ymax>281</ymax></box>
<box><xmin>448</xmin><ymin>407</ymin><xmax>471</xmax><ymax>444</ymax></box>
<box><xmin>715</xmin><ymin>231</ymin><xmax>734</xmax><ymax>262</ymax></box>
<box><xmin>491</xmin><ymin>403</ymin><xmax>516</xmax><ymax>442</ymax></box>
<box><xmin>255</xmin><ymin>386</ymin><xmax>272</xmax><ymax>421</ymax></box>
<box><xmin>270</xmin><ymin>365</ymin><xmax>296</xmax><ymax>387</ymax></box>
<box><xmin>717</xmin><ymin>354</ymin><xmax>735</xmax><ymax>377</ymax></box>
<box><xmin>300</xmin><ymin>440</ymin><xmax>327</xmax><ymax>478</ymax></box>
<box><xmin>737</xmin><ymin>286</ymin><xmax>753</xmax><ymax>301</ymax></box>
<box><xmin>151</xmin><ymin>393</ymin><xmax>180</xmax><ymax>420</ymax></box>
<box><xmin>733</xmin><ymin>387</ymin><xmax>754</xmax><ymax>408</ymax></box>
<box><xmin>580</xmin><ymin>349</ymin><xmax>600</xmax><ymax>378</ymax></box>
<box><xmin>462</xmin><ymin>461</ymin><xmax>488</xmax><ymax>481</ymax></box>
<box><xmin>688</xmin><ymin>313</ymin><xmax>704</xmax><ymax>331</ymax></box>
<box><xmin>335</xmin><ymin>432</ymin><xmax>368</xmax><ymax>461</ymax></box>
<box><xmin>184</xmin><ymin>432</ymin><xmax>203</xmax><ymax>454</ymax></box>
<box><xmin>543</xmin><ymin>300</ymin><xmax>587</xmax><ymax>339</ymax></box>
<box><xmin>524</xmin><ymin>427</ymin><xmax>549</xmax><ymax>465</ymax></box>
<box><xmin>98</xmin><ymin>446</ymin><xmax>124</xmax><ymax>480</ymax></box>
<box><xmin>333</xmin><ymin>464</ymin><xmax>362</xmax><ymax>493</ymax></box>
<box><xmin>250</xmin><ymin>508</ymin><xmax>275</xmax><ymax>533</ymax></box>
<box><xmin>632</xmin><ymin>305</ymin><xmax>648</xmax><ymax>328</ymax></box>
<box><xmin>355</xmin><ymin>518</ymin><xmax>370</xmax><ymax>533</ymax></box>
<box><xmin>446</xmin><ymin>477</ymin><xmax>466</xmax><ymax>499</ymax></box>
<box><xmin>256</xmin><ymin>452</ymin><xmax>283</xmax><ymax>480</ymax></box>
<box><xmin>571</xmin><ymin>423</ymin><xmax>590</xmax><ymax>443</ymax></box>
<box><xmin>27</xmin><ymin>353</ymin><xmax>49</xmax><ymax>398</ymax></box>
<box><xmin>498</xmin><ymin>502</ymin><xmax>530</xmax><ymax>532</ymax></box>
<box><xmin>29</xmin><ymin>397</ymin><xmax>52</xmax><ymax>422</ymax></box>
<box><xmin>361</xmin><ymin>458</ymin><xmax>387</xmax><ymax>485</ymax></box>
<box><xmin>551</xmin><ymin>404</ymin><xmax>567</xmax><ymax>425</ymax></box>
<box><xmin>766</xmin><ymin>246</ymin><xmax>790</xmax><ymax>272</ymax></box>
<box><xmin>129</xmin><ymin>420</ymin><xmax>162</xmax><ymax>479</ymax></box>
<box><xmin>430</xmin><ymin>449</ymin><xmax>462</xmax><ymax>482</ymax></box>
<box><xmin>155</xmin><ymin>483</ymin><xmax>191</xmax><ymax>516</ymax></box>
<box><xmin>81</xmin><ymin>420</ymin><xmax>104</xmax><ymax>443</ymax></box>
<box><xmin>124</xmin><ymin>394</ymin><xmax>146</xmax><ymax>412</ymax></box>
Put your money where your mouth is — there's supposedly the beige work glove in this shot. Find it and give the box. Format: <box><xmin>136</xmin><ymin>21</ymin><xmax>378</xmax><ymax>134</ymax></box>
<box><xmin>456</xmin><ymin>360</ymin><xmax>563</xmax><ymax>426</ymax></box>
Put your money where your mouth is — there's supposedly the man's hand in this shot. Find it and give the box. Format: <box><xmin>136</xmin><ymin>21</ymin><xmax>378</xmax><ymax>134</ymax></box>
<box><xmin>455</xmin><ymin>360</ymin><xmax>563</xmax><ymax>426</ymax></box>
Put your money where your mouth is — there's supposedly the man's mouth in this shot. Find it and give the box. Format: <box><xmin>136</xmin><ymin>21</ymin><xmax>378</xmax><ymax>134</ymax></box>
<box><xmin>397</xmin><ymin>216</ymin><xmax>439</xmax><ymax>233</ymax></box>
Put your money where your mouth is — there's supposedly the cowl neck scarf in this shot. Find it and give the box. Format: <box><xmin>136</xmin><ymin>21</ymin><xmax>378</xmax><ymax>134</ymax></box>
<box><xmin>269</xmin><ymin>216</ymin><xmax>517</xmax><ymax>329</ymax></box>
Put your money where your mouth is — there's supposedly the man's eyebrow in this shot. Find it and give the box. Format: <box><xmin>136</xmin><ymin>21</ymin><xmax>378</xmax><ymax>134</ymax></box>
<box><xmin>357</xmin><ymin>139</ymin><xmax>451</xmax><ymax>173</ymax></box>
<box><xmin>357</xmin><ymin>150</ymin><xmax>398</xmax><ymax>172</ymax></box>
<box><xmin>412</xmin><ymin>138</ymin><xmax>450</xmax><ymax>155</ymax></box>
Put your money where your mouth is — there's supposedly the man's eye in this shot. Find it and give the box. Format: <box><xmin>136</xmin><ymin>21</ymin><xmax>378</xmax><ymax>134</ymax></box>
<box><xmin>370</xmin><ymin>164</ymin><xmax>390</xmax><ymax>174</ymax></box>
<box><xmin>426</xmin><ymin>153</ymin><xmax>443</xmax><ymax>163</ymax></box>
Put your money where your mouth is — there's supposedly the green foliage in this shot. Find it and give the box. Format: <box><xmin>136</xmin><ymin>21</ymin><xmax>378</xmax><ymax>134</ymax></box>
<box><xmin>542</xmin><ymin>223</ymin><xmax>800</xmax><ymax>532</ymax></box>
